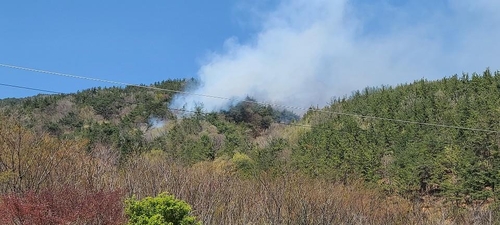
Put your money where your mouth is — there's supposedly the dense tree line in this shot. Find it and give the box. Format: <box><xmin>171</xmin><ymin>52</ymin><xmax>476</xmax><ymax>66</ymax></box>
<box><xmin>299</xmin><ymin>69</ymin><xmax>500</xmax><ymax>204</ymax></box>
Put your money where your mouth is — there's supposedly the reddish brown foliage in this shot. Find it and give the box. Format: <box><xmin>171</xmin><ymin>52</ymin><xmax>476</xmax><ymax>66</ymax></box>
<box><xmin>0</xmin><ymin>187</ymin><xmax>125</xmax><ymax>225</ymax></box>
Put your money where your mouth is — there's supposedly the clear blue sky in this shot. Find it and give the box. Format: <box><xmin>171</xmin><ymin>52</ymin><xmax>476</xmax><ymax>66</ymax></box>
<box><xmin>0</xmin><ymin>1</ymin><xmax>276</xmax><ymax>99</ymax></box>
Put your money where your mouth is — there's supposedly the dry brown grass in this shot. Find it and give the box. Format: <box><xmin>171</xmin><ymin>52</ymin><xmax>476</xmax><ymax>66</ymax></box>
<box><xmin>119</xmin><ymin>154</ymin><xmax>444</xmax><ymax>224</ymax></box>
<box><xmin>1</xmin><ymin>115</ymin><xmax>499</xmax><ymax>224</ymax></box>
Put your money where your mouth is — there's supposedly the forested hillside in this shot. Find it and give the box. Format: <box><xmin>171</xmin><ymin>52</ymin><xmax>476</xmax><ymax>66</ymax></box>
<box><xmin>2</xmin><ymin>69</ymin><xmax>500</xmax><ymax>224</ymax></box>
<box><xmin>302</xmin><ymin>69</ymin><xmax>500</xmax><ymax>200</ymax></box>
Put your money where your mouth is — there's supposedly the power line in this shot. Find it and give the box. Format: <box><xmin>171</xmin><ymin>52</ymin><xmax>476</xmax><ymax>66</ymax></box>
<box><xmin>0</xmin><ymin>81</ymin><xmax>312</xmax><ymax>129</ymax></box>
<box><xmin>0</xmin><ymin>82</ymin><xmax>64</xmax><ymax>95</ymax></box>
<box><xmin>0</xmin><ymin>82</ymin><xmax>491</xmax><ymax>152</ymax></box>
<box><xmin>0</xmin><ymin>63</ymin><xmax>231</xmax><ymax>100</ymax></box>
<box><xmin>0</xmin><ymin>63</ymin><xmax>498</xmax><ymax>133</ymax></box>
<box><xmin>0</xmin><ymin>63</ymin><xmax>306</xmax><ymax>111</ymax></box>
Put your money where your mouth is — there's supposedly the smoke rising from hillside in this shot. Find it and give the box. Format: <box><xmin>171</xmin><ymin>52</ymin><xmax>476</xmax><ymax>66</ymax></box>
<box><xmin>171</xmin><ymin>0</ymin><xmax>500</xmax><ymax>113</ymax></box>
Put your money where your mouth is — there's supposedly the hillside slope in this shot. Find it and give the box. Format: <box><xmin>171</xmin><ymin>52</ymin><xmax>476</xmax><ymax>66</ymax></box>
<box><xmin>2</xmin><ymin>69</ymin><xmax>500</xmax><ymax>223</ymax></box>
<box><xmin>300</xmin><ymin>69</ymin><xmax>500</xmax><ymax>202</ymax></box>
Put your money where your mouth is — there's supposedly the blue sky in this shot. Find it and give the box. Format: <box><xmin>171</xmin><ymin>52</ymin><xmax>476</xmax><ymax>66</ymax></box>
<box><xmin>1</xmin><ymin>0</ymin><xmax>500</xmax><ymax>111</ymax></box>
<box><xmin>0</xmin><ymin>1</ymin><xmax>268</xmax><ymax>98</ymax></box>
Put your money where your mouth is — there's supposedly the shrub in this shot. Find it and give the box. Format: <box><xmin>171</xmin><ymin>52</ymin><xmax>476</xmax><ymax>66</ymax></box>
<box><xmin>0</xmin><ymin>187</ymin><xmax>125</xmax><ymax>225</ymax></box>
<box><xmin>231</xmin><ymin>152</ymin><xmax>255</xmax><ymax>176</ymax></box>
<box><xmin>125</xmin><ymin>192</ymin><xmax>200</xmax><ymax>225</ymax></box>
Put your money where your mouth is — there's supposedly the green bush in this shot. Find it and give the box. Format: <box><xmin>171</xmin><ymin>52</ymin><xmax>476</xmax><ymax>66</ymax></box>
<box><xmin>232</xmin><ymin>152</ymin><xmax>256</xmax><ymax>176</ymax></box>
<box><xmin>125</xmin><ymin>192</ymin><xmax>200</xmax><ymax>225</ymax></box>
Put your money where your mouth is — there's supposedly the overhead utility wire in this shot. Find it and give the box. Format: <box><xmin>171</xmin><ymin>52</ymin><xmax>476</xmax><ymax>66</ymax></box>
<box><xmin>0</xmin><ymin>82</ymin><xmax>63</xmax><ymax>94</ymax></box>
<box><xmin>1</xmin><ymin>82</ymin><xmax>312</xmax><ymax>129</ymax></box>
<box><xmin>0</xmin><ymin>82</ymin><xmax>479</xmax><ymax>148</ymax></box>
<box><xmin>0</xmin><ymin>63</ymin><xmax>309</xmax><ymax>111</ymax></box>
<box><xmin>0</xmin><ymin>63</ymin><xmax>230</xmax><ymax>101</ymax></box>
<box><xmin>0</xmin><ymin>63</ymin><xmax>498</xmax><ymax>133</ymax></box>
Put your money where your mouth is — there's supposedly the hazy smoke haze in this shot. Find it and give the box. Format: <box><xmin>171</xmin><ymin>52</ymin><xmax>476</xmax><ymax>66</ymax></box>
<box><xmin>172</xmin><ymin>0</ymin><xmax>500</xmax><ymax>113</ymax></box>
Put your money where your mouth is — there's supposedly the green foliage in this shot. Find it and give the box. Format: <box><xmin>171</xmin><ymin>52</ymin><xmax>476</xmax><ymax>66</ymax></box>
<box><xmin>231</xmin><ymin>152</ymin><xmax>255</xmax><ymax>176</ymax></box>
<box><xmin>5</xmin><ymin>69</ymin><xmax>500</xmax><ymax>208</ymax></box>
<box><xmin>297</xmin><ymin>69</ymin><xmax>500</xmax><ymax>204</ymax></box>
<box><xmin>125</xmin><ymin>192</ymin><xmax>200</xmax><ymax>225</ymax></box>
<box><xmin>223</xmin><ymin>96</ymin><xmax>299</xmax><ymax>136</ymax></box>
<box><xmin>1</xmin><ymin>79</ymin><xmax>187</xmax><ymax>158</ymax></box>
<box><xmin>162</xmin><ymin>118</ymin><xmax>207</xmax><ymax>164</ymax></box>
<box><xmin>254</xmin><ymin>138</ymin><xmax>288</xmax><ymax>172</ymax></box>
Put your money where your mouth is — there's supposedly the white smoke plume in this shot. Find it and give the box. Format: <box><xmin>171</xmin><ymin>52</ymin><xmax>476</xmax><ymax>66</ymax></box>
<box><xmin>171</xmin><ymin>0</ymin><xmax>500</xmax><ymax>114</ymax></box>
